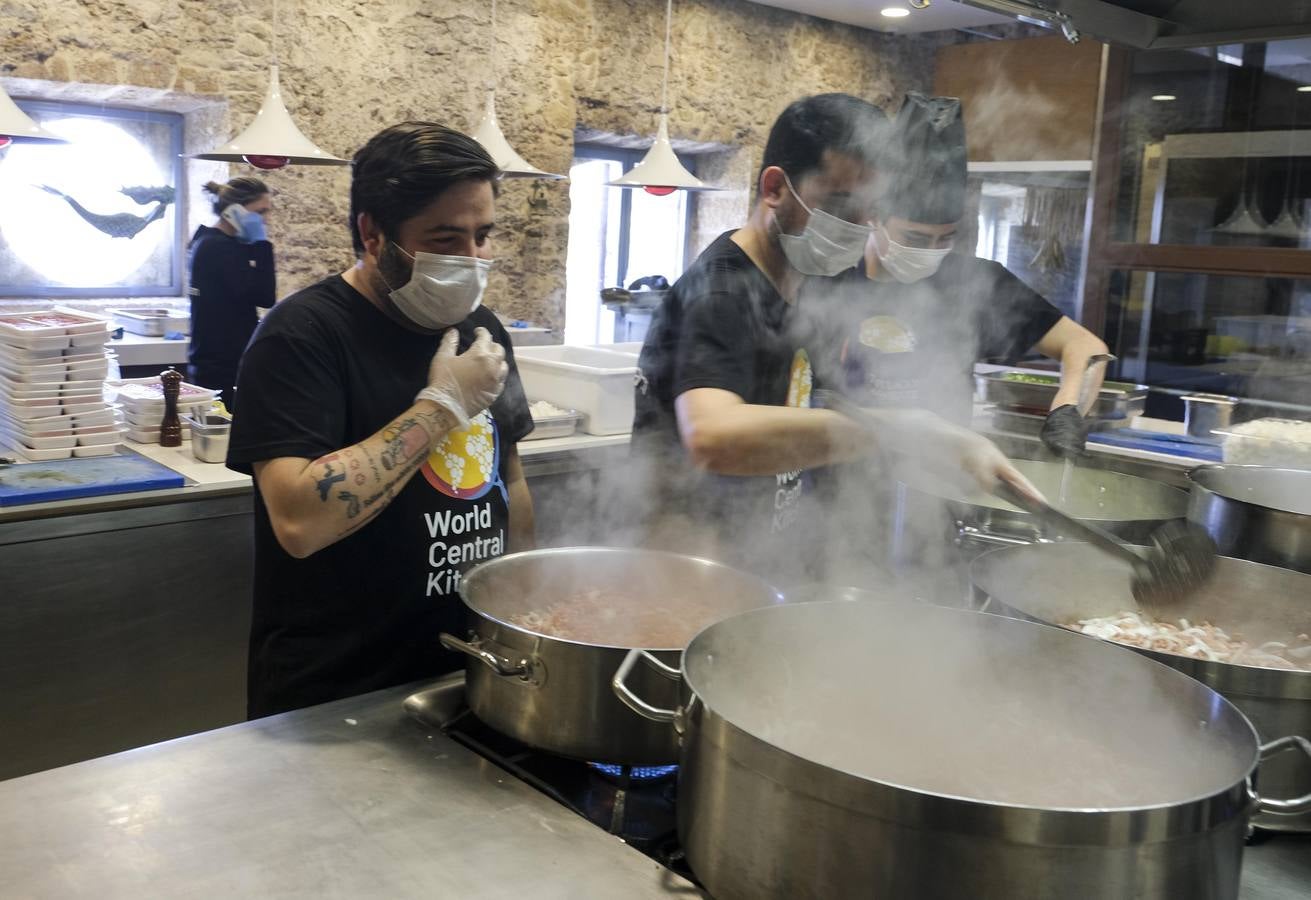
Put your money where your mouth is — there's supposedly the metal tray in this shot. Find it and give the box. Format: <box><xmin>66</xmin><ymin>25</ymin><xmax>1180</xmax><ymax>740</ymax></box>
<box><xmin>989</xmin><ymin>407</ymin><xmax>1133</xmax><ymax>437</ymax></box>
<box><xmin>109</xmin><ymin>308</ymin><xmax>190</xmax><ymax>337</ymax></box>
<box><xmin>523</xmin><ymin>409</ymin><xmax>581</xmax><ymax>441</ymax></box>
<box><xmin>976</xmin><ymin>371</ymin><xmax>1147</xmax><ymax>420</ymax></box>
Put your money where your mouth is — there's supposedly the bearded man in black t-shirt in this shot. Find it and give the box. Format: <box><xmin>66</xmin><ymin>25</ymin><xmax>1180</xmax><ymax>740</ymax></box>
<box><xmin>227</xmin><ymin>123</ymin><xmax>535</xmax><ymax>718</ymax></box>
<box><xmin>633</xmin><ymin>94</ymin><xmax>1038</xmax><ymax>584</ymax></box>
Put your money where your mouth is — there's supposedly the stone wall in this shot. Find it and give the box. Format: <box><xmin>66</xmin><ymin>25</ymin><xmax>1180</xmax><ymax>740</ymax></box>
<box><xmin>3</xmin><ymin>0</ymin><xmax>947</xmax><ymax>329</ymax></box>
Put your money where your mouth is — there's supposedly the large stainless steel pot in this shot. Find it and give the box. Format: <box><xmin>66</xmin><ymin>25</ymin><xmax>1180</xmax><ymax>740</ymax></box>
<box><xmin>1188</xmin><ymin>464</ymin><xmax>1311</xmax><ymax>574</ymax></box>
<box><xmin>440</xmin><ymin>547</ymin><xmax>782</xmax><ymax>765</ymax></box>
<box><xmin>891</xmin><ymin>464</ymin><xmax>1190</xmax><ymax>564</ymax></box>
<box><xmin>970</xmin><ymin>542</ymin><xmax>1311</xmax><ymax>832</ymax></box>
<box><xmin>613</xmin><ymin>600</ymin><xmax>1311</xmax><ymax>899</ymax></box>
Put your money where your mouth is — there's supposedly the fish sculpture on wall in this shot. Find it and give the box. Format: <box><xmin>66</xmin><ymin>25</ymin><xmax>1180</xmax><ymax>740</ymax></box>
<box><xmin>37</xmin><ymin>183</ymin><xmax>174</xmax><ymax>240</ymax></box>
<box><xmin>118</xmin><ymin>185</ymin><xmax>177</xmax><ymax>206</ymax></box>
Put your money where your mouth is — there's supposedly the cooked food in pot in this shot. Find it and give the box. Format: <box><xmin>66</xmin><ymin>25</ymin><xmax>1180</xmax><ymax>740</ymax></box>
<box><xmin>1066</xmin><ymin>611</ymin><xmax>1311</xmax><ymax>671</ymax></box>
<box><xmin>508</xmin><ymin>588</ymin><xmax>719</xmax><ymax>648</ymax></box>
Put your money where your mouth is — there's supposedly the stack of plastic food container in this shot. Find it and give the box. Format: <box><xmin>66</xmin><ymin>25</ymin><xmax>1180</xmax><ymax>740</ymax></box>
<box><xmin>0</xmin><ymin>309</ymin><xmax>123</xmax><ymax>461</ymax></box>
<box><xmin>106</xmin><ymin>376</ymin><xmax>217</xmax><ymax>444</ymax></box>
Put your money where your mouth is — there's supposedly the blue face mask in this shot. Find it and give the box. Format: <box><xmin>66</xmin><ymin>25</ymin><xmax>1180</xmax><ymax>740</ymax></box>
<box><xmin>221</xmin><ymin>205</ymin><xmax>267</xmax><ymax>243</ymax></box>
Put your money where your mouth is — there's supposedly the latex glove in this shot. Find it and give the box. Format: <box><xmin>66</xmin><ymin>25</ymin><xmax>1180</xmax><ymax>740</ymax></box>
<box><xmin>1040</xmin><ymin>404</ymin><xmax>1090</xmax><ymax>458</ymax></box>
<box><xmin>415</xmin><ymin>327</ymin><xmax>507</xmax><ymax>429</ymax></box>
<box><xmin>226</xmin><ymin>206</ymin><xmax>268</xmax><ymax>243</ymax></box>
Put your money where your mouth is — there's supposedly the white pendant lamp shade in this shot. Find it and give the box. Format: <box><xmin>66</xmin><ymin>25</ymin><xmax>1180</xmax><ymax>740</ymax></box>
<box><xmin>608</xmin><ymin>113</ymin><xmax>715</xmax><ymax>194</ymax></box>
<box><xmin>0</xmin><ymin>87</ymin><xmax>65</xmax><ymax>147</ymax></box>
<box><xmin>192</xmin><ymin>65</ymin><xmax>346</xmax><ymax>170</ymax></box>
<box><xmin>472</xmin><ymin>91</ymin><xmax>563</xmax><ymax>179</ymax></box>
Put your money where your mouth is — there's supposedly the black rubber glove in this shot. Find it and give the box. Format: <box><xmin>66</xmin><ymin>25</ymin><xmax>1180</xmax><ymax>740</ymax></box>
<box><xmin>1040</xmin><ymin>404</ymin><xmax>1090</xmax><ymax>458</ymax></box>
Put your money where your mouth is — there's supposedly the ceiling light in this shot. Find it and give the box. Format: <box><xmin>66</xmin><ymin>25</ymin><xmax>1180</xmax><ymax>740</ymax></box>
<box><xmin>191</xmin><ymin>1</ymin><xmax>346</xmax><ymax>168</ymax></box>
<box><xmin>192</xmin><ymin>66</ymin><xmax>346</xmax><ymax>168</ymax></box>
<box><xmin>1151</xmin><ymin>94</ymin><xmax>1177</xmax><ymax>101</ymax></box>
<box><xmin>469</xmin><ymin>0</ymin><xmax>562</xmax><ymax>179</ymax></box>
<box><xmin>609</xmin><ymin>0</ymin><xmax>718</xmax><ymax>194</ymax></box>
<box><xmin>881</xmin><ymin>7</ymin><xmax>911</xmax><ymax>17</ymax></box>
<box><xmin>0</xmin><ymin>87</ymin><xmax>66</xmax><ymax>150</ymax></box>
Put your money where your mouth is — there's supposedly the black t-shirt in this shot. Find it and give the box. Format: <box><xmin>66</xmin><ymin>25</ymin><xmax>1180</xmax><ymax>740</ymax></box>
<box><xmin>632</xmin><ymin>232</ymin><xmax>821</xmax><ymax>582</ymax></box>
<box><xmin>815</xmin><ymin>255</ymin><xmax>1064</xmax><ymax>423</ymax></box>
<box><xmin>186</xmin><ymin>225</ymin><xmax>276</xmax><ymax>395</ymax></box>
<box><xmin>227</xmin><ymin>274</ymin><xmax>532</xmax><ymax>718</ymax></box>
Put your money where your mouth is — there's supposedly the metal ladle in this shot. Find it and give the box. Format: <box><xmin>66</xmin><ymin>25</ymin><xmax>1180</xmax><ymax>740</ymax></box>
<box><xmin>991</xmin><ymin>480</ymin><xmax>1218</xmax><ymax>611</ymax></box>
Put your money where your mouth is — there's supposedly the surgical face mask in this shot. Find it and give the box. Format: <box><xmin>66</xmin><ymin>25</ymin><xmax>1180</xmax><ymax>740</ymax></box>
<box><xmin>874</xmin><ymin>224</ymin><xmax>951</xmax><ymax>284</ymax></box>
<box><xmin>383</xmin><ymin>243</ymin><xmax>492</xmax><ymax>330</ymax></box>
<box><xmin>776</xmin><ymin>174</ymin><xmax>871</xmax><ymax>277</ymax></box>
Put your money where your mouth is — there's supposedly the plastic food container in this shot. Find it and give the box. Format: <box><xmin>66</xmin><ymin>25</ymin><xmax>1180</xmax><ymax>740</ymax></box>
<box><xmin>524</xmin><ymin>406</ymin><xmax>582</xmax><ymax>441</ymax></box>
<box><xmin>514</xmin><ymin>346</ymin><xmax>638</xmax><ymax>436</ymax></box>
<box><xmin>73</xmin><ymin>443</ymin><xmax>120</xmax><ymax>458</ymax></box>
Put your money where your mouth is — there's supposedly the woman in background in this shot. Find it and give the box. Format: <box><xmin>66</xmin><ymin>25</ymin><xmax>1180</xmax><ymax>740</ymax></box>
<box><xmin>187</xmin><ymin>177</ymin><xmax>276</xmax><ymax>410</ymax></box>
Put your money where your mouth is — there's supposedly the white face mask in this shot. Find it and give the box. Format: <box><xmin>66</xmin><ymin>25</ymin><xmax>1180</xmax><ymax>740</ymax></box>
<box><xmin>385</xmin><ymin>244</ymin><xmax>492</xmax><ymax>330</ymax></box>
<box><xmin>776</xmin><ymin>174</ymin><xmax>871</xmax><ymax>277</ymax></box>
<box><xmin>874</xmin><ymin>224</ymin><xmax>951</xmax><ymax>284</ymax></box>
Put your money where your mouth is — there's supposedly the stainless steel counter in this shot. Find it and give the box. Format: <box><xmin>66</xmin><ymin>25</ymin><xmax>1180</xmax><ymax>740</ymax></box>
<box><xmin>0</xmin><ymin>683</ymin><xmax>695</xmax><ymax>899</ymax></box>
<box><xmin>0</xmin><ymin>683</ymin><xmax>1305</xmax><ymax>899</ymax></box>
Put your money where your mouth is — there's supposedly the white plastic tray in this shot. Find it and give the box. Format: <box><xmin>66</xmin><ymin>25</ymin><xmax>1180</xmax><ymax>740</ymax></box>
<box><xmin>515</xmin><ymin>346</ymin><xmax>638</xmax><ymax>436</ymax></box>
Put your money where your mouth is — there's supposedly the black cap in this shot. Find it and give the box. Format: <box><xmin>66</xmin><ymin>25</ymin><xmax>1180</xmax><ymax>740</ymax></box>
<box><xmin>883</xmin><ymin>93</ymin><xmax>967</xmax><ymax>226</ymax></box>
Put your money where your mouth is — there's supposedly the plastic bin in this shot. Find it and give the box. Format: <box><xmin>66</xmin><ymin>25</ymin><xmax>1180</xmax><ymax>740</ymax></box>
<box><xmin>514</xmin><ymin>346</ymin><xmax>638</xmax><ymax>435</ymax></box>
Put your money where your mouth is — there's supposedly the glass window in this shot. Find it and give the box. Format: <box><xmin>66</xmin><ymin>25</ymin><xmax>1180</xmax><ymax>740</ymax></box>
<box><xmin>1112</xmin><ymin>40</ymin><xmax>1311</xmax><ymax>248</ymax></box>
<box><xmin>969</xmin><ymin>168</ymin><xmax>1090</xmax><ymax>320</ymax></box>
<box><xmin>1103</xmin><ymin>269</ymin><xmax>1311</xmax><ymax>417</ymax></box>
<box><xmin>0</xmin><ymin>100</ymin><xmax>184</xmax><ymax>297</ymax></box>
<box><xmin>562</xmin><ymin>145</ymin><xmax>691</xmax><ymax>345</ymax></box>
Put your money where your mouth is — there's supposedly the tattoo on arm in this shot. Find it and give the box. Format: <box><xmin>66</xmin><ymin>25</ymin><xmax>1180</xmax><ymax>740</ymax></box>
<box><xmin>314</xmin><ymin>463</ymin><xmax>347</xmax><ymax>501</ymax></box>
<box><xmin>379</xmin><ymin>417</ymin><xmax>434</xmax><ymax>471</ymax></box>
<box><xmin>336</xmin><ymin>490</ymin><xmax>361</xmax><ymax>518</ymax></box>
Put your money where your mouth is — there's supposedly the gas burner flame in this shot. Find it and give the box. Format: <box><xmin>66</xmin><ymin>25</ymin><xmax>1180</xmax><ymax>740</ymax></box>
<box><xmin>589</xmin><ymin>762</ymin><xmax>679</xmax><ymax>782</ymax></box>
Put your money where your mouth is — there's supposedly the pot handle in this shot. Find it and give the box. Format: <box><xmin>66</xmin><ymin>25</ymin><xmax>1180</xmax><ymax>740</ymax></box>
<box><xmin>1253</xmin><ymin>736</ymin><xmax>1311</xmax><ymax>815</ymax></box>
<box><xmin>439</xmin><ymin>632</ymin><xmax>539</xmax><ymax>684</ymax></box>
<box><xmin>612</xmin><ymin>648</ymin><xmax>680</xmax><ymax>723</ymax></box>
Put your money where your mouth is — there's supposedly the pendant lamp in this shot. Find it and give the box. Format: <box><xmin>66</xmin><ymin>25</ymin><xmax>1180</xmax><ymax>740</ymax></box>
<box><xmin>470</xmin><ymin>1</ymin><xmax>562</xmax><ymax>179</ymax></box>
<box><xmin>191</xmin><ymin>65</ymin><xmax>346</xmax><ymax>169</ymax></box>
<box><xmin>0</xmin><ymin>85</ymin><xmax>66</xmax><ymax>149</ymax></box>
<box><xmin>191</xmin><ymin>0</ymin><xmax>346</xmax><ymax>170</ymax></box>
<box><xmin>609</xmin><ymin>0</ymin><xmax>717</xmax><ymax>194</ymax></box>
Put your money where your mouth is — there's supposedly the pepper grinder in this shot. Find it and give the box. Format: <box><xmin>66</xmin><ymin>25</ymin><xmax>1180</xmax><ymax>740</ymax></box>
<box><xmin>159</xmin><ymin>368</ymin><xmax>183</xmax><ymax>448</ymax></box>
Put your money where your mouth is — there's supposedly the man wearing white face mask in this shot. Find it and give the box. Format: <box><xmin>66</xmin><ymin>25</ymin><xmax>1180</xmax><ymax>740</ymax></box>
<box><xmin>227</xmin><ymin>122</ymin><xmax>535</xmax><ymax>718</ymax></box>
<box><xmin>841</xmin><ymin>93</ymin><xmax>1108</xmax><ymax>456</ymax></box>
<box><xmin>633</xmin><ymin>95</ymin><xmax>1039</xmax><ymax>582</ymax></box>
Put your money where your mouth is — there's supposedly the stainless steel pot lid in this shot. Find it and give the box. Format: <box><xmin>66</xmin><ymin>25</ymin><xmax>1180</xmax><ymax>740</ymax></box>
<box><xmin>904</xmin><ymin>458</ymin><xmax>1187</xmax><ymax>522</ymax></box>
<box><xmin>1190</xmin><ymin>465</ymin><xmax>1311</xmax><ymax>517</ymax></box>
<box><xmin>683</xmin><ymin>600</ymin><xmax>1257</xmax><ymax>810</ymax></box>
<box><xmin>459</xmin><ymin>547</ymin><xmax>784</xmax><ymax>651</ymax></box>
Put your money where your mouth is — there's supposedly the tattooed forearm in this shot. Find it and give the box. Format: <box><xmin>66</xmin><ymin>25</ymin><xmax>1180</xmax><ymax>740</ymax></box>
<box><xmin>269</xmin><ymin>400</ymin><xmax>459</xmax><ymax>557</ymax></box>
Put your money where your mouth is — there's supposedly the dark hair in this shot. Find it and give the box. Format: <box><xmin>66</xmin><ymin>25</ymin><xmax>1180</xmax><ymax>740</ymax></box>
<box><xmin>759</xmin><ymin>93</ymin><xmax>889</xmax><ymax>187</ymax></box>
<box><xmin>203</xmin><ymin>177</ymin><xmax>269</xmax><ymax>215</ymax></box>
<box><xmin>349</xmin><ymin>121</ymin><xmax>499</xmax><ymax>255</ymax></box>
